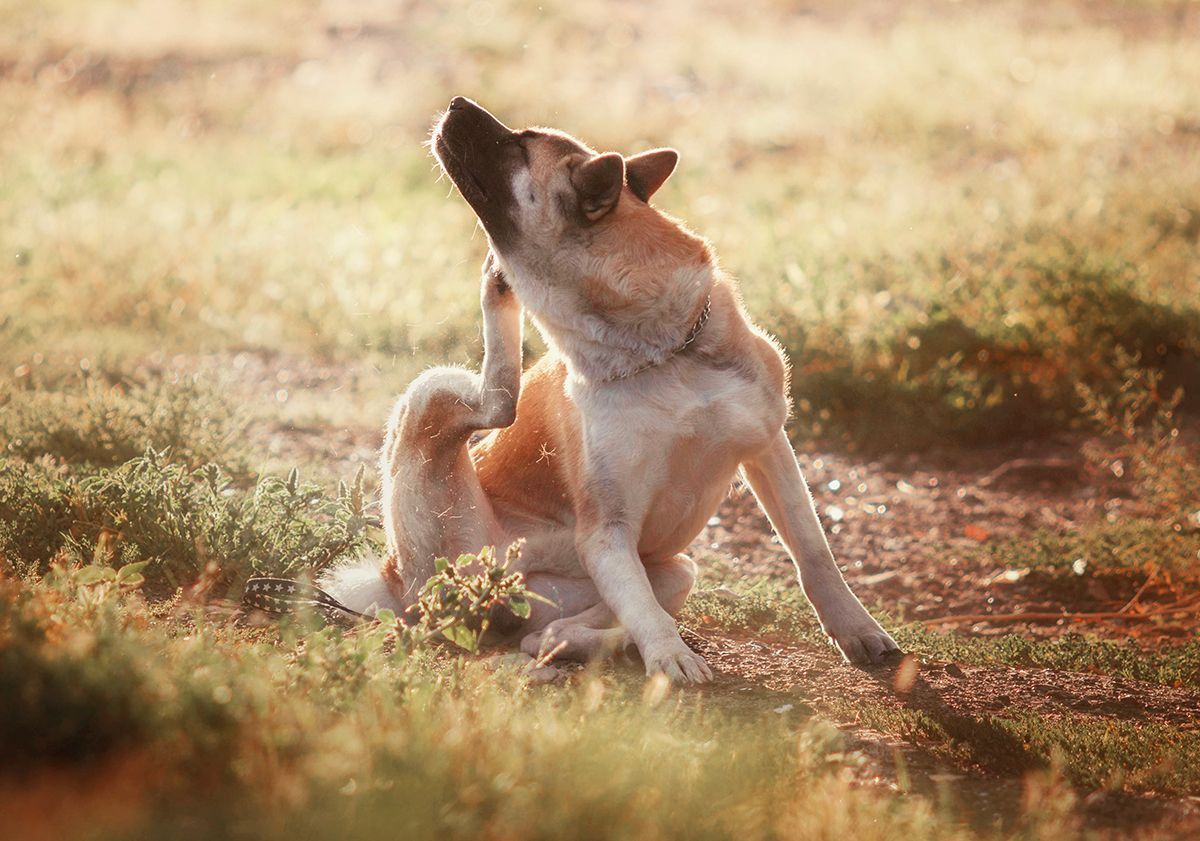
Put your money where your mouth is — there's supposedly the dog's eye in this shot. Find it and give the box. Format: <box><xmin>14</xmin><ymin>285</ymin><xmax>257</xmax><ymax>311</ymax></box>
<box><xmin>528</xmin><ymin>190</ymin><xmax>536</xmax><ymax>203</ymax></box>
<box><xmin>503</xmin><ymin>138</ymin><xmax>529</xmax><ymax>166</ymax></box>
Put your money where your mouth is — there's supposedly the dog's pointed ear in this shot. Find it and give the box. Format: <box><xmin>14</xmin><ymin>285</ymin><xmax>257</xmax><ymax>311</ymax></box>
<box><xmin>624</xmin><ymin>148</ymin><xmax>679</xmax><ymax>202</ymax></box>
<box><xmin>571</xmin><ymin>152</ymin><xmax>625</xmax><ymax>221</ymax></box>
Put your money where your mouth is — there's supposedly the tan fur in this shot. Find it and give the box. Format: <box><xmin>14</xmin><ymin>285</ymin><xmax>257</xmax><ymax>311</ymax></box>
<box><xmin>472</xmin><ymin>357</ymin><xmax>575</xmax><ymax>523</ymax></box>
<box><xmin>321</xmin><ymin>98</ymin><xmax>900</xmax><ymax>682</ymax></box>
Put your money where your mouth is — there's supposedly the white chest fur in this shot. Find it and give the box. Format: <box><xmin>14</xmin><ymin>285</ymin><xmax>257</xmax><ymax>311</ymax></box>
<box><xmin>568</xmin><ymin>360</ymin><xmax>781</xmax><ymax>558</ymax></box>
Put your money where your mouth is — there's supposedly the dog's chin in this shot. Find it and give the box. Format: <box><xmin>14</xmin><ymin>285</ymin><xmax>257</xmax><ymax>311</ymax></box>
<box><xmin>433</xmin><ymin>136</ymin><xmax>488</xmax><ymax>206</ymax></box>
<box><xmin>447</xmin><ymin>170</ymin><xmax>490</xmax><ymax>212</ymax></box>
<box><xmin>431</xmin><ymin>132</ymin><xmax>456</xmax><ymax>181</ymax></box>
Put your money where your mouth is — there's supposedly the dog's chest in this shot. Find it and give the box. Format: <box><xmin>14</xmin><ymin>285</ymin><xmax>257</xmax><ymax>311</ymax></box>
<box><xmin>575</xmin><ymin>367</ymin><xmax>780</xmax><ymax>557</ymax></box>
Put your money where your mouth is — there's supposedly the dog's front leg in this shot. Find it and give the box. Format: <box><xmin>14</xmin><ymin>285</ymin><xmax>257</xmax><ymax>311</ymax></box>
<box><xmin>475</xmin><ymin>252</ymin><xmax>523</xmax><ymax>428</ymax></box>
<box><xmin>576</xmin><ymin>522</ymin><xmax>713</xmax><ymax>684</ymax></box>
<box><xmin>741</xmin><ymin>431</ymin><xmax>900</xmax><ymax>665</ymax></box>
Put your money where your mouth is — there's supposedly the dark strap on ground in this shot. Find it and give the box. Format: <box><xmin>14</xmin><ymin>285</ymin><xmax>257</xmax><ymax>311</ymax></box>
<box><xmin>242</xmin><ymin>577</ymin><xmax>368</xmax><ymax>622</ymax></box>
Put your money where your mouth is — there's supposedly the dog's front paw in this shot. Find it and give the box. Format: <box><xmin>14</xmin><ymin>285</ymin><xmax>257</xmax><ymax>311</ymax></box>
<box><xmin>824</xmin><ymin>617</ymin><xmax>901</xmax><ymax>666</ymax></box>
<box><xmin>641</xmin><ymin>636</ymin><xmax>713</xmax><ymax>684</ymax></box>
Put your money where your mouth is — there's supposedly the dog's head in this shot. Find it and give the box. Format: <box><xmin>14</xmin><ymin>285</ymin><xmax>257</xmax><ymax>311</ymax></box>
<box><xmin>431</xmin><ymin>96</ymin><xmax>680</xmax><ymax>263</ymax></box>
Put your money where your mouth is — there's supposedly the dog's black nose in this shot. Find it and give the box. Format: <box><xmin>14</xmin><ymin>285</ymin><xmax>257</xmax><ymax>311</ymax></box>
<box><xmin>448</xmin><ymin>96</ymin><xmax>471</xmax><ymax>111</ymax></box>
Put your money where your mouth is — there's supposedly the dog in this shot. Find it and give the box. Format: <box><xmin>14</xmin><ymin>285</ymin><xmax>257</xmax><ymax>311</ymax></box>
<box><xmin>324</xmin><ymin>97</ymin><xmax>900</xmax><ymax>682</ymax></box>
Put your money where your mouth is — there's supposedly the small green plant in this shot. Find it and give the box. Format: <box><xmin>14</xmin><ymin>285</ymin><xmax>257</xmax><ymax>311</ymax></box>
<box><xmin>405</xmin><ymin>542</ymin><xmax>544</xmax><ymax>652</ymax></box>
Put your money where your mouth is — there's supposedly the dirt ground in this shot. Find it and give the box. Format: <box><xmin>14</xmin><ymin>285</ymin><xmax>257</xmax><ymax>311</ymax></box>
<box><xmin>686</xmin><ymin>443</ymin><xmax>1200</xmax><ymax>834</ymax></box>
<box><xmin>687</xmin><ymin>443</ymin><xmax>1200</xmax><ymax>836</ymax></box>
<box><xmin>211</xmin><ymin>347</ymin><xmax>1196</xmax><ymax>645</ymax></box>
<box><xmin>700</xmin><ymin>442</ymin><xmax>1199</xmax><ymax>644</ymax></box>
<box><xmin>218</xmin><ymin>351</ymin><xmax>1200</xmax><ymax>834</ymax></box>
<box><xmin>676</xmin><ymin>626</ymin><xmax>1200</xmax><ymax>836</ymax></box>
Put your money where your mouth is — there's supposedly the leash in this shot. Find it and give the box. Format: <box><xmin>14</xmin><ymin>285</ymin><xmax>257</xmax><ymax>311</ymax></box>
<box><xmin>242</xmin><ymin>577</ymin><xmax>369</xmax><ymax>622</ymax></box>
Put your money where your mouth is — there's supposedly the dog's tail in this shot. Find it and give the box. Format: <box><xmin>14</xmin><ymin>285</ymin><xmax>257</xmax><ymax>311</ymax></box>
<box><xmin>317</xmin><ymin>553</ymin><xmax>405</xmax><ymax>617</ymax></box>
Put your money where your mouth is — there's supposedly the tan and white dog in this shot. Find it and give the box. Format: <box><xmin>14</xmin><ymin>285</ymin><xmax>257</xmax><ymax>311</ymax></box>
<box><xmin>324</xmin><ymin>97</ymin><xmax>900</xmax><ymax>682</ymax></box>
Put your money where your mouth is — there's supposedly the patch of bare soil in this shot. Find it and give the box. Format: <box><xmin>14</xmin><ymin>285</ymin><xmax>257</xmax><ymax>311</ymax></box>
<box><xmin>682</xmin><ymin>627</ymin><xmax>1200</xmax><ymax>835</ymax></box>
<box><xmin>694</xmin><ymin>441</ymin><xmax>1199</xmax><ymax>644</ymax></box>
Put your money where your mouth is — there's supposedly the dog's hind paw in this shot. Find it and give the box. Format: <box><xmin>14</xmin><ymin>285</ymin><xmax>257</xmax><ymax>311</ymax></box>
<box><xmin>642</xmin><ymin>637</ymin><xmax>713</xmax><ymax>685</ymax></box>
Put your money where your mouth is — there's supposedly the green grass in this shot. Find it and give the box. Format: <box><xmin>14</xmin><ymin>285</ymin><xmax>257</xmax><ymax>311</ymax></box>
<box><xmin>897</xmin><ymin>631</ymin><xmax>1200</xmax><ymax>691</ymax></box>
<box><xmin>2</xmin><ymin>556</ymin><xmax>1194</xmax><ymax>840</ymax></box>
<box><xmin>984</xmin><ymin>359</ymin><xmax>1200</xmax><ymax>579</ymax></box>
<box><xmin>837</xmin><ymin>702</ymin><xmax>1200</xmax><ymax>797</ymax></box>
<box><xmin>1</xmin><ymin>374</ymin><xmax>247</xmax><ymax>471</ymax></box>
<box><xmin>2</xmin><ymin>570</ymin><xmax>988</xmax><ymax>841</ymax></box>
<box><xmin>685</xmin><ymin>584</ymin><xmax>1200</xmax><ymax>796</ymax></box>
<box><xmin>781</xmin><ymin>249</ymin><xmax>1200</xmax><ymax>448</ymax></box>
<box><xmin>987</xmin><ymin>520</ymin><xmax>1200</xmax><ymax>578</ymax></box>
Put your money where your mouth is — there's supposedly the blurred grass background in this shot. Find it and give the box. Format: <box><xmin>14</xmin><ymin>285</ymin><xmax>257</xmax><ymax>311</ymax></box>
<box><xmin>3</xmin><ymin>0</ymin><xmax>1198</xmax><ymax>450</ymax></box>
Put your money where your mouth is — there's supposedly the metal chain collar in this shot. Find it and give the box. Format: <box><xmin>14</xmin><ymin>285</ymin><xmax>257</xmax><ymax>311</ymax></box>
<box><xmin>605</xmin><ymin>293</ymin><xmax>713</xmax><ymax>382</ymax></box>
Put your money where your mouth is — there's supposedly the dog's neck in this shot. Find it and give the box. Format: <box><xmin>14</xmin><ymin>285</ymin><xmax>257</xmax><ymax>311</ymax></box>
<box><xmin>528</xmin><ymin>268</ymin><xmax>714</xmax><ymax>383</ymax></box>
<box><xmin>505</xmin><ymin>208</ymin><xmax>716</xmax><ymax>383</ymax></box>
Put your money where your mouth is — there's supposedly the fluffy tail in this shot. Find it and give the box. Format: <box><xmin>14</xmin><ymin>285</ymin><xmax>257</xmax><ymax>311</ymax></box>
<box><xmin>317</xmin><ymin>553</ymin><xmax>405</xmax><ymax>617</ymax></box>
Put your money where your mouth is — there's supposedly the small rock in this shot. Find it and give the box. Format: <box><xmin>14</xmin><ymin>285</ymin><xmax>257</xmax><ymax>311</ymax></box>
<box><xmin>526</xmin><ymin>664</ymin><xmax>564</xmax><ymax>685</ymax></box>
<box><xmin>944</xmin><ymin>663</ymin><xmax>965</xmax><ymax>678</ymax></box>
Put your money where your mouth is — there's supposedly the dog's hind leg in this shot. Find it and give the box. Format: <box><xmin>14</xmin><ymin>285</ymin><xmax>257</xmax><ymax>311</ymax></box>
<box><xmin>519</xmin><ymin>554</ymin><xmax>697</xmax><ymax>663</ymax></box>
<box><xmin>322</xmin><ymin>258</ymin><xmax>522</xmax><ymax>616</ymax></box>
